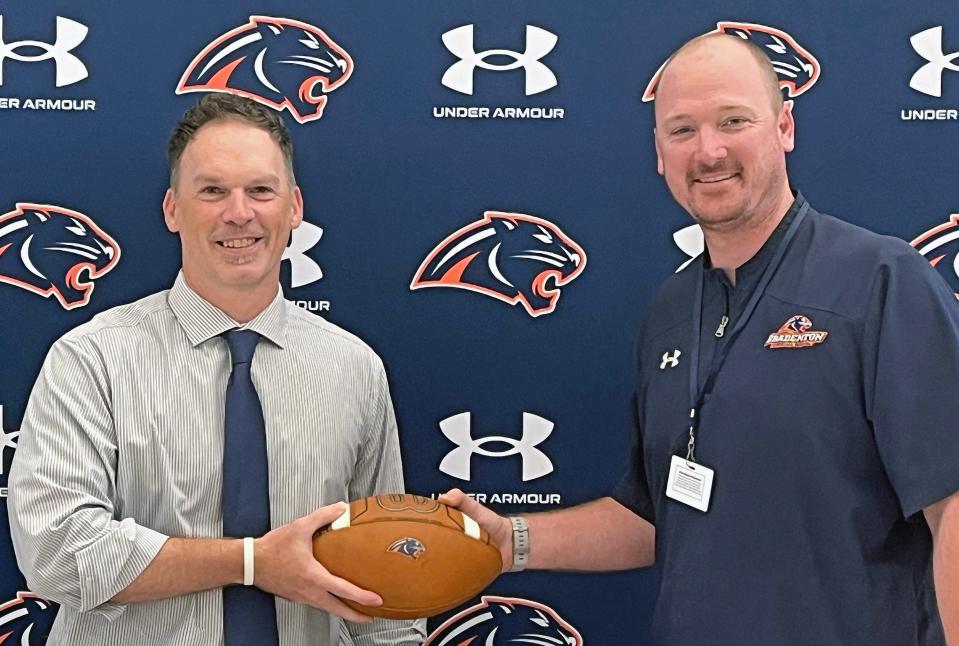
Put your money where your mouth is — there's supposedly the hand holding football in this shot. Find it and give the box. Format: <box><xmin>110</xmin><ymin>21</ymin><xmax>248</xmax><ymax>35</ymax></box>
<box><xmin>312</xmin><ymin>494</ymin><xmax>502</xmax><ymax>619</ymax></box>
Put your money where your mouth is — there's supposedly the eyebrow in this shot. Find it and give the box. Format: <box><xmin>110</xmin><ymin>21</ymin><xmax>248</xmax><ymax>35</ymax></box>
<box><xmin>714</xmin><ymin>104</ymin><xmax>759</xmax><ymax>116</ymax></box>
<box><xmin>190</xmin><ymin>174</ymin><xmax>282</xmax><ymax>186</ymax></box>
<box><xmin>660</xmin><ymin>104</ymin><xmax>759</xmax><ymax>127</ymax></box>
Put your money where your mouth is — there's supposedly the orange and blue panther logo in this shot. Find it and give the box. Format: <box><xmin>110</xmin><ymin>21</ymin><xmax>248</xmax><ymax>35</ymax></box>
<box><xmin>177</xmin><ymin>15</ymin><xmax>354</xmax><ymax>124</ymax></box>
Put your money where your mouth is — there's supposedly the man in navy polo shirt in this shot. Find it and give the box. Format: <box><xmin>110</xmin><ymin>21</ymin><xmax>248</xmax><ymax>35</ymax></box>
<box><xmin>444</xmin><ymin>33</ymin><xmax>959</xmax><ymax>644</ymax></box>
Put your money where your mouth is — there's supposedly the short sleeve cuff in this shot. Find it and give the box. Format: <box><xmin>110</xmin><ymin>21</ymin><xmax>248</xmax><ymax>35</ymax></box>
<box><xmin>76</xmin><ymin>519</ymin><xmax>169</xmax><ymax>617</ymax></box>
<box><xmin>611</xmin><ymin>478</ymin><xmax>655</xmax><ymax>525</ymax></box>
<box><xmin>899</xmin><ymin>471</ymin><xmax>959</xmax><ymax>521</ymax></box>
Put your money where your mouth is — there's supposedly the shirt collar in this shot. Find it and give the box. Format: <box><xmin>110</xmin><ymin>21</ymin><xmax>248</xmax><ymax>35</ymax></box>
<box><xmin>737</xmin><ymin>190</ymin><xmax>805</xmax><ymax>279</ymax></box>
<box><xmin>168</xmin><ymin>272</ymin><xmax>288</xmax><ymax>349</ymax></box>
<box><xmin>703</xmin><ymin>190</ymin><xmax>806</xmax><ymax>285</ymax></box>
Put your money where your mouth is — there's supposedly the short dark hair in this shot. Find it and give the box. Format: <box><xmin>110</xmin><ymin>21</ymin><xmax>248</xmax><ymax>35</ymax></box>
<box><xmin>168</xmin><ymin>93</ymin><xmax>296</xmax><ymax>187</ymax></box>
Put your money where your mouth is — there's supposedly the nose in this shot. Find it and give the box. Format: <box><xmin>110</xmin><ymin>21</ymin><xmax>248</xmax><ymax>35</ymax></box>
<box><xmin>221</xmin><ymin>189</ymin><xmax>255</xmax><ymax>226</ymax></box>
<box><xmin>694</xmin><ymin>126</ymin><xmax>727</xmax><ymax>165</ymax></box>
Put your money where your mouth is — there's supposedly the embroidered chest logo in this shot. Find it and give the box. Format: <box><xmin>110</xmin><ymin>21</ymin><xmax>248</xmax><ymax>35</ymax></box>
<box><xmin>660</xmin><ymin>349</ymin><xmax>682</xmax><ymax>369</ymax></box>
<box><xmin>764</xmin><ymin>315</ymin><xmax>828</xmax><ymax>349</ymax></box>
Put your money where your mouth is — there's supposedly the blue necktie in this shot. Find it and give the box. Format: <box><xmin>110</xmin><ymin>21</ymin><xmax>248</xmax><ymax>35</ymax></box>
<box><xmin>222</xmin><ymin>329</ymin><xmax>278</xmax><ymax>646</ymax></box>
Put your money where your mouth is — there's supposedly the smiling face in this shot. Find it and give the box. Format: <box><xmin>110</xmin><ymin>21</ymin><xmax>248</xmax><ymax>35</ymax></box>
<box><xmin>653</xmin><ymin>36</ymin><xmax>794</xmax><ymax>233</ymax></box>
<box><xmin>163</xmin><ymin>118</ymin><xmax>303</xmax><ymax>315</ymax></box>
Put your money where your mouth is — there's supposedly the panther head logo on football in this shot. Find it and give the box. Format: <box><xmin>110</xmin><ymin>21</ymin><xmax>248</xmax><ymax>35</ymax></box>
<box><xmin>177</xmin><ymin>15</ymin><xmax>353</xmax><ymax>124</ymax></box>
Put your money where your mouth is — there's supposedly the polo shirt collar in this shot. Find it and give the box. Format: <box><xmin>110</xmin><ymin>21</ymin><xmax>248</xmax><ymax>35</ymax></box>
<box><xmin>736</xmin><ymin>190</ymin><xmax>806</xmax><ymax>281</ymax></box>
<box><xmin>702</xmin><ymin>190</ymin><xmax>806</xmax><ymax>286</ymax></box>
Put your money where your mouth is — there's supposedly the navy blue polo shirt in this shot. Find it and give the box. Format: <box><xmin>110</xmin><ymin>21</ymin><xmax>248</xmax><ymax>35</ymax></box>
<box><xmin>614</xmin><ymin>194</ymin><xmax>959</xmax><ymax>645</ymax></box>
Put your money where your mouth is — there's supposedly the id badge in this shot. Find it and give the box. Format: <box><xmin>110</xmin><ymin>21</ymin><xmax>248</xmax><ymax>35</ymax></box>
<box><xmin>665</xmin><ymin>454</ymin><xmax>714</xmax><ymax>512</ymax></box>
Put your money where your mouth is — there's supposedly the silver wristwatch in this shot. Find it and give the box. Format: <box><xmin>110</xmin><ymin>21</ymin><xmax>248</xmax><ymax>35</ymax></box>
<box><xmin>508</xmin><ymin>515</ymin><xmax>529</xmax><ymax>572</ymax></box>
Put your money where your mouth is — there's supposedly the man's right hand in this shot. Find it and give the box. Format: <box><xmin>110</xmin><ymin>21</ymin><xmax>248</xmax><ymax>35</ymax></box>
<box><xmin>112</xmin><ymin>496</ymin><xmax>650</xmax><ymax>609</ymax></box>
<box><xmin>439</xmin><ymin>489</ymin><xmax>514</xmax><ymax>573</ymax></box>
<box><xmin>254</xmin><ymin>502</ymin><xmax>381</xmax><ymax>623</ymax></box>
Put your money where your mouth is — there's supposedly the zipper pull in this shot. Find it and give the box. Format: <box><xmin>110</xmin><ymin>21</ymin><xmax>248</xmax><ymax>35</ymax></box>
<box><xmin>715</xmin><ymin>315</ymin><xmax>729</xmax><ymax>338</ymax></box>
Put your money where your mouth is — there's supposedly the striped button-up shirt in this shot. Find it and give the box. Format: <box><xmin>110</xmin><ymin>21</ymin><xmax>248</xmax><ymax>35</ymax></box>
<box><xmin>8</xmin><ymin>273</ymin><xmax>426</xmax><ymax>645</ymax></box>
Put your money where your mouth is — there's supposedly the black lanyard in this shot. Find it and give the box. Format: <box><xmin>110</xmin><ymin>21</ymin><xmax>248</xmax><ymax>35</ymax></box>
<box><xmin>684</xmin><ymin>202</ymin><xmax>809</xmax><ymax>462</ymax></box>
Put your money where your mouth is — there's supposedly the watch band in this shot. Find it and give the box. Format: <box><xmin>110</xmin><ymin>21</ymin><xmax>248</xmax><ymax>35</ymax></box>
<box><xmin>509</xmin><ymin>515</ymin><xmax>529</xmax><ymax>572</ymax></box>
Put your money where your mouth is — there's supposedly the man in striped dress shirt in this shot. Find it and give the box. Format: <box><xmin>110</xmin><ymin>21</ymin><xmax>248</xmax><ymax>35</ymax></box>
<box><xmin>7</xmin><ymin>94</ymin><xmax>425</xmax><ymax>645</ymax></box>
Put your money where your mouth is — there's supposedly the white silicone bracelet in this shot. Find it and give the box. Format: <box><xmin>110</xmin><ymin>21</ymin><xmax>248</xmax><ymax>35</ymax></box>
<box><xmin>243</xmin><ymin>537</ymin><xmax>254</xmax><ymax>586</ymax></box>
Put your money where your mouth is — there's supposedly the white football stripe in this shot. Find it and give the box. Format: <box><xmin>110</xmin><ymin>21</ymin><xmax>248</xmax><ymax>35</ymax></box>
<box><xmin>462</xmin><ymin>512</ymin><xmax>480</xmax><ymax>539</ymax></box>
<box><xmin>331</xmin><ymin>504</ymin><xmax>351</xmax><ymax>530</ymax></box>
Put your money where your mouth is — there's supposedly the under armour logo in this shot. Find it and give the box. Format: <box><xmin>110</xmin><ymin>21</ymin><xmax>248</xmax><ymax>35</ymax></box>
<box><xmin>910</xmin><ymin>26</ymin><xmax>959</xmax><ymax>97</ymax></box>
<box><xmin>0</xmin><ymin>16</ymin><xmax>89</xmax><ymax>87</ymax></box>
<box><xmin>439</xmin><ymin>411</ymin><xmax>554</xmax><ymax>481</ymax></box>
<box><xmin>282</xmin><ymin>221</ymin><xmax>323</xmax><ymax>288</ymax></box>
<box><xmin>0</xmin><ymin>405</ymin><xmax>19</xmax><ymax>476</ymax></box>
<box><xmin>673</xmin><ymin>224</ymin><xmax>704</xmax><ymax>273</ymax></box>
<box><xmin>660</xmin><ymin>350</ymin><xmax>681</xmax><ymax>369</ymax></box>
<box><xmin>441</xmin><ymin>24</ymin><xmax>558</xmax><ymax>96</ymax></box>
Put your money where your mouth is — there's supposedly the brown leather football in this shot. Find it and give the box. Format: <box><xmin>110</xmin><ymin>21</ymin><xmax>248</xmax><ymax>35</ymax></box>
<box><xmin>312</xmin><ymin>494</ymin><xmax>502</xmax><ymax>619</ymax></box>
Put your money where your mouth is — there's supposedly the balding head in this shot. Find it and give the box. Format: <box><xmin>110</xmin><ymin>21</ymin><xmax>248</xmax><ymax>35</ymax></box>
<box><xmin>650</xmin><ymin>31</ymin><xmax>796</xmax><ymax>235</ymax></box>
<box><xmin>655</xmin><ymin>34</ymin><xmax>783</xmax><ymax>122</ymax></box>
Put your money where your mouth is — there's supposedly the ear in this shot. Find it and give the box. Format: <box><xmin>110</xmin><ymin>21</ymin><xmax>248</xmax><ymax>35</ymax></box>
<box><xmin>778</xmin><ymin>101</ymin><xmax>795</xmax><ymax>153</ymax></box>
<box><xmin>256</xmin><ymin>20</ymin><xmax>283</xmax><ymax>40</ymax></box>
<box><xmin>653</xmin><ymin>128</ymin><xmax>664</xmax><ymax>176</ymax></box>
<box><xmin>490</xmin><ymin>216</ymin><xmax>517</xmax><ymax>234</ymax></box>
<box><xmin>488</xmin><ymin>603</ymin><xmax>513</xmax><ymax>619</ymax></box>
<box><xmin>162</xmin><ymin>189</ymin><xmax>179</xmax><ymax>233</ymax></box>
<box><xmin>290</xmin><ymin>186</ymin><xmax>304</xmax><ymax>230</ymax></box>
<box><xmin>24</xmin><ymin>208</ymin><xmax>49</xmax><ymax>225</ymax></box>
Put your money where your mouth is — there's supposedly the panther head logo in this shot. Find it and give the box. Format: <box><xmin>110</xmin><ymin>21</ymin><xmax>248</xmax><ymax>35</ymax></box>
<box><xmin>411</xmin><ymin>212</ymin><xmax>586</xmax><ymax>318</ymax></box>
<box><xmin>388</xmin><ymin>537</ymin><xmax>426</xmax><ymax>560</ymax></box>
<box><xmin>911</xmin><ymin>213</ymin><xmax>959</xmax><ymax>298</ymax></box>
<box><xmin>785</xmin><ymin>315</ymin><xmax>812</xmax><ymax>333</ymax></box>
<box><xmin>0</xmin><ymin>203</ymin><xmax>121</xmax><ymax>309</ymax></box>
<box><xmin>176</xmin><ymin>15</ymin><xmax>354</xmax><ymax>124</ymax></box>
<box><xmin>0</xmin><ymin>592</ymin><xmax>57</xmax><ymax>645</ymax></box>
<box><xmin>424</xmin><ymin>596</ymin><xmax>582</xmax><ymax>646</ymax></box>
<box><xmin>643</xmin><ymin>21</ymin><xmax>821</xmax><ymax>103</ymax></box>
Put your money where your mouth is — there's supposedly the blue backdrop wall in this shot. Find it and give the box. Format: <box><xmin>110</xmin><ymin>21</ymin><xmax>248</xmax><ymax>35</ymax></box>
<box><xmin>2</xmin><ymin>1</ymin><xmax>959</xmax><ymax>642</ymax></box>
